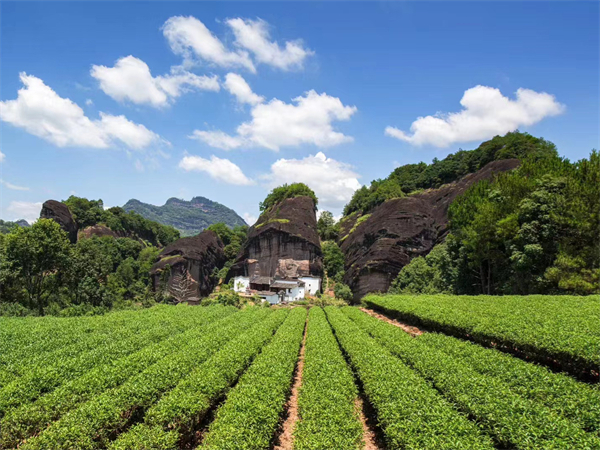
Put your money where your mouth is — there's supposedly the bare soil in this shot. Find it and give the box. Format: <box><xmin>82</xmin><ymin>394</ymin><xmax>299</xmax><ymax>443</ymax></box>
<box><xmin>360</xmin><ymin>308</ymin><xmax>424</xmax><ymax>336</ymax></box>
<box><xmin>355</xmin><ymin>396</ymin><xmax>383</xmax><ymax>450</ymax></box>
<box><xmin>272</xmin><ymin>320</ymin><xmax>307</xmax><ymax>450</ymax></box>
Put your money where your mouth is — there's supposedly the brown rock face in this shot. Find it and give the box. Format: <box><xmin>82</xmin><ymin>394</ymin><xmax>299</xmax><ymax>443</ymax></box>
<box><xmin>150</xmin><ymin>230</ymin><xmax>226</xmax><ymax>300</ymax></box>
<box><xmin>79</xmin><ymin>225</ymin><xmax>122</xmax><ymax>240</ymax></box>
<box><xmin>229</xmin><ymin>196</ymin><xmax>323</xmax><ymax>279</ymax></box>
<box><xmin>341</xmin><ymin>159</ymin><xmax>520</xmax><ymax>300</ymax></box>
<box><xmin>40</xmin><ymin>200</ymin><xmax>78</xmax><ymax>243</ymax></box>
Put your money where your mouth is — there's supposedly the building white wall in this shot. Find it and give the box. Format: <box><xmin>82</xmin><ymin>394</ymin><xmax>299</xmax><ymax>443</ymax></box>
<box><xmin>299</xmin><ymin>277</ymin><xmax>321</xmax><ymax>295</ymax></box>
<box><xmin>233</xmin><ymin>276</ymin><xmax>250</xmax><ymax>293</ymax></box>
<box><xmin>262</xmin><ymin>293</ymin><xmax>279</xmax><ymax>304</ymax></box>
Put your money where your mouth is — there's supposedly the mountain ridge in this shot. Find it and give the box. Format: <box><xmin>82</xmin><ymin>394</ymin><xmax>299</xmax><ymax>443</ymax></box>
<box><xmin>123</xmin><ymin>196</ymin><xmax>246</xmax><ymax>236</ymax></box>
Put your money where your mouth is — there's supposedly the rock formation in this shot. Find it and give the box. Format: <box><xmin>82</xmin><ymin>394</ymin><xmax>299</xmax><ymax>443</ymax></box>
<box><xmin>150</xmin><ymin>230</ymin><xmax>226</xmax><ymax>301</ymax></box>
<box><xmin>79</xmin><ymin>225</ymin><xmax>122</xmax><ymax>240</ymax></box>
<box><xmin>340</xmin><ymin>159</ymin><xmax>521</xmax><ymax>300</ymax></box>
<box><xmin>40</xmin><ymin>200</ymin><xmax>78</xmax><ymax>243</ymax></box>
<box><xmin>229</xmin><ymin>196</ymin><xmax>323</xmax><ymax>280</ymax></box>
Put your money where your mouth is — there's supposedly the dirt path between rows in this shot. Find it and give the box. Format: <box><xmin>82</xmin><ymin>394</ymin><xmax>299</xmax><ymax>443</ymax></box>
<box><xmin>355</xmin><ymin>396</ymin><xmax>382</xmax><ymax>450</ymax></box>
<box><xmin>360</xmin><ymin>308</ymin><xmax>424</xmax><ymax>336</ymax></box>
<box><xmin>272</xmin><ymin>320</ymin><xmax>307</xmax><ymax>450</ymax></box>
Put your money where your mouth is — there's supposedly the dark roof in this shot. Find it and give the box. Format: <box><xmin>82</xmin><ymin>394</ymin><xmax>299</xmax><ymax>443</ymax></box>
<box><xmin>271</xmin><ymin>280</ymin><xmax>301</xmax><ymax>289</ymax></box>
<box><xmin>250</xmin><ymin>276</ymin><xmax>273</xmax><ymax>285</ymax></box>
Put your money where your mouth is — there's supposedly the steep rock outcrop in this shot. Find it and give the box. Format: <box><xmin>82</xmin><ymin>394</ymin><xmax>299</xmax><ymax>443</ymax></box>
<box><xmin>341</xmin><ymin>159</ymin><xmax>520</xmax><ymax>299</ymax></box>
<box><xmin>229</xmin><ymin>196</ymin><xmax>323</xmax><ymax>279</ymax></box>
<box><xmin>40</xmin><ymin>200</ymin><xmax>78</xmax><ymax>243</ymax></box>
<box><xmin>150</xmin><ymin>230</ymin><xmax>226</xmax><ymax>300</ymax></box>
<box><xmin>79</xmin><ymin>225</ymin><xmax>122</xmax><ymax>240</ymax></box>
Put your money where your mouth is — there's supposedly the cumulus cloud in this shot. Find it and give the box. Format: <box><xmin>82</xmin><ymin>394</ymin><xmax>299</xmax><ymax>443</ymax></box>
<box><xmin>191</xmin><ymin>90</ymin><xmax>357</xmax><ymax>151</ymax></box>
<box><xmin>223</xmin><ymin>73</ymin><xmax>264</xmax><ymax>105</ymax></box>
<box><xmin>163</xmin><ymin>16</ymin><xmax>255</xmax><ymax>72</ymax></box>
<box><xmin>91</xmin><ymin>56</ymin><xmax>219</xmax><ymax>108</ymax></box>
<box><xmin>226</xmin><ymin>18</ymin><xmax>313</xmax><ymax>71</ymax></box>
<box><xmin>385</xmin><ymin>85</ymin><xmax>565</xmax><ymax>148</ymax></box>
<box><xmin>0</xmin><ymin>73</ymin><xmax>163</xmax><ymax>149</ymax></box>
<box><xmin>0</xmin><ymin>179</ymin><xmax>29</xmax><ymax>191</ymax></box>
<box><xmin>7</xmin><ymin>201</ymin><xmax>43</xmax><ymax>223</ymax></box>
<box><xmin>0</xmin><ymin>150</ymin><xmax>5</xmax><ymax>163</ymax></box>
<box><xmin>262</xmin><ymin>152</ymin><xmax>361</xmax><ymax>209</ymax></box>
<box><xmin>243</xmin><ymin>212</ymin><xmax>257</xmax><ymax>225</ymax></box>
<box><xmin>179</xmin><ymin>154</ymin><xmax>254</xmax><ymax>185</ymax></box>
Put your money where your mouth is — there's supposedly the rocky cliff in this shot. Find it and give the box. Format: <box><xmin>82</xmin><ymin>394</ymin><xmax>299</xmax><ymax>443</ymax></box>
<box><xmin>123</xmin><ymin>196</ymin><xmax>246</xmax><ymax>236</ymax></box>
<box><xmin>229</xmin><ymin>196</ymin><xmax>323</xmax><ymax>280</ymax></box>
<box><xmin>40</xmin><ymin>200</ymin><xmax>78</xmax><ymax>243</ymax></box>
<box><xmin>150</xmin><ymin>230</ymin><xmax>226</xmax><ymax>300</ymax></box>
<box><xmin>340</xmin><ymin>159</ymin><xmax>520</xmax><ymax>299</ymax></box>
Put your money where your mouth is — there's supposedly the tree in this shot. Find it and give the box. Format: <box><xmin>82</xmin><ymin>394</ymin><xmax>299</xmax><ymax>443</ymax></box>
<box><xmin>334</xmin><ymin>282</ymin><xmax>353</xmax><ymax>302</ymax></box>
<box><xmin>322</xmin><ymin>241</ymin><xmax>345</xmax><ymax>279</ymax></box>
<box><xmin>317</xmin><ymin>211</ymin><xmax>339</xmax><ymax>241</ymax></box>
<box><xmin>259</xmin><ymin>183</ymin><xmax>318</xmax><ymax>212</ymax></box>
<box><xmin>3</xmin><ymin>219</ymin><xmax>71</xmax><ymax>315</ymax></box>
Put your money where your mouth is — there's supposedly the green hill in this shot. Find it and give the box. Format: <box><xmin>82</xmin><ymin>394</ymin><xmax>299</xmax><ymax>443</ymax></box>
<box><xmin>123</xmin><ymin>196</ymin><xmax>246</xmax><ymax>236</ymax></box>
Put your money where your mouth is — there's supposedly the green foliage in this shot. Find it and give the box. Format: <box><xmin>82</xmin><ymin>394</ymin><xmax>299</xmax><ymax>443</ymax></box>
<box><xmin>0</xmin><ymin>306</ymin><xmax>233</xmax><ymax>448</ymax></box>
<box><xmin>333</xmin><ymin>282</ymin><xmax>353</xmax><ymax>302</ymax></box>
<box><xmin>322</xmin><ymin>240</ymin><xmax>345</xmax><ymax>279</ymax></box>
<box><xmin>110</xmin><ymin>310</ymin><xmax>288</xmax><ymax>450</ymax></box>
<box><xmin>343</xmin><ymin>131</ymin><xmax>558</xmax><ymax>216</ymax></box>
<box><xmin>317</xmin><ymin>211</ymin><xmax>339</xmax><ymax>241</ymax></box>
<box><xmin>203</xmin><ymin>289</ymin><xmax>245</xmax><ymax>308</ymax></box>
<box><xmin>448</xmin><ymin>150</ymin><xmax>599</xmax><ymax>295</ymax></box>
<box><xmin>259</xmin><ymin>183</ymin><xmax>318</xmax><ymax>212</ymax></box>
<box><xmin>1</xmin><ymin>219</ymin><xmax>71</xmax><ymax>315</ymax></box>
<box><xmin>389</xmin><ymin>243</ymin><xmax>456</xmax><ymax>294</ymax></box>
<box><xmin>201</xmin><ymin>308</ymin><xmax>306</xmax><ymax>449</ymax></box>
<box><xmin>294</xmin><ymin>308</ymin><xmax>363</xmax><ymax>450</ymax></box>
<box><xmin>123</xmin><ymin>196</ymin><xmax>247</xmax><ymax>237</ymax></box>
<box><xmin>64</xmin><ymin>195</ymin><xmax>180</xmax><ymax>247</ymax></box>
<box><xmin>365</xmin><ymin>294</ymin><xmax>600</xmax><ymax>378</ymax></box>
<box><xmin>326</xmin><ymin>307</ymin><xmax>494</xmax><ymax>449</ymax></box>
<box><xmin>0</xmin><ymin>219</ymin><xmax>29</xmax><ymax>234</ymax></box>
<box><xmin>344</xmin><ymin>306</ymin><xmax>599</xmax><ymax>449</ymax></box>
<box><xmin>20</xmin><ymin>309</ymin><xmax>268</xmax><ymax>450</ymax></box>
<box><xmin>206</xmin><ymin>223</ymin><xmax>248</xmax><ymax>281</ymax></box>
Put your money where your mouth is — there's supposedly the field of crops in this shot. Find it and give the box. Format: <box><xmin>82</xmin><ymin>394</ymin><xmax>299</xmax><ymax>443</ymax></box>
<box><xmin>0</xmin><ymin>295</ymin><xmax>598</xmax><ymax>450</ymax></box>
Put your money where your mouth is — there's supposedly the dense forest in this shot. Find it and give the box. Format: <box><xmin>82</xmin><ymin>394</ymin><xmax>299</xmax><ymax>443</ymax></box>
<box><xmin>389</xmin><ymin>139</ymin><xmax>599</xmax><ymax>296</ymax></box>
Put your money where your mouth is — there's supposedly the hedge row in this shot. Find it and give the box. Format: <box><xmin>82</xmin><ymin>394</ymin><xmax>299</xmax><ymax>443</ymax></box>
<box><xmin>325</xmin><ymin>307</ymin><xmax>494</xmax><ymax>449</ymax></box>
<box><xmin>199</xmin><ymin>307</ymin><xmax>307</xmax><ymax>449</ymax></box>
<box><xmin>109</xmin><ymin>309</ymin><xmax>290</xmax><ymax>449</ymax></box>
<box><xmin>344</xmin><ymin>306</ymin><xmax>600</xmax><ymax>449</ymax></box>
<box><xmin>294</xmin><ymin>307</ymin><xmax>363</xmax><ymax>450</ymax></box>
<box><xmin>364</xmin><ymin>294</ymin><xmax>600</xmax><ymax>378</ymax></box>
<box><xmin>0</xmin><ymin>306</ymin><xmax>235</xmax><ymax>449</ymax></box>
<box><xmin>0</xmin><ymin>306</ymin><xmax>171</xmax><ymax>387</ymax></box>
<box><xmin>20</xmin><ymin>308</ymin><xmax>270</xmax><ymax>450</ymax></box>
<box><xmin>420</xmin><ymin>332</ymin><xmax>600</xmax><ymax>435</ymax></box>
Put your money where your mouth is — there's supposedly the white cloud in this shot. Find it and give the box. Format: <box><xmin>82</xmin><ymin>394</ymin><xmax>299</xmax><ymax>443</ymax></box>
<box><xmin>85</xmin><ymin>99</ymin><xmax>93</xmax><ymax>106</ymax></box>
<box><xmin>0</xmin><ymin>73</ymin><xmax>162</xmax><ymax>150</ymax></box>
<box><xmin>191</xmin><ymin>90</ymin><xmax>357</xmax><ymax>151</ymax></box>
<box><xmin>226</xmin><ymin>18</ymin><xmax>313</xmax><ymax>71</ymax></box>
<box><xmin>385</xmin><ymin>85</ymin><xmax>565</xmax><ymax>148</ymax></box>
<box><xmin>179</xmin><ymin>154</ymin><xmax>254</xmax><ymax>185</ymax></box>
<box><xmin>262</xmin><ymin>152</ymin><xmax>361</xmax><ymax>209</ymax></box>
<box><xmin>0</xmin><ymin>150</ymin><xmax>4</xmax><ymax>163</ymax></box>
<box><xmin>0</xmin><ymin>179</ymin><xmax>29</xmax><ymax>191</ymax></box>
<box><xmin>223</xmin><ymin>73</ymin><xmax>264</xmax><ymax>105</ymax></box>
<box><xmin>243</xmin><ymin>212</ymin><xmax>257</xmax><ymax>226</ymax></box>
<box><xmin>7</xmin><ymin>201</ymin><xmax>43</xmax><ymax>223</ymax></box>
<box><xmin>91</xmin><ymin>56</ymin><xmax>219</xmax><ymax>108</ymax></box>
<box><xmin>163</xmin><ymin>16</ymin><xmax>255</xmax><ymax>72</ymax></box>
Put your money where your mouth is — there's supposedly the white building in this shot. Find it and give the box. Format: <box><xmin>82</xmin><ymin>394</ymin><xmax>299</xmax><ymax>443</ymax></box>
<box><xmin>232</xmin><ymin>275</ymin><xmax>321</xmax><ymax>304</ymax></box>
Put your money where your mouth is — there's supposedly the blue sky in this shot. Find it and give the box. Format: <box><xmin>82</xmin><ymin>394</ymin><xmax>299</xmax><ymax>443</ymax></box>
<box><xmin>1</xmin><ymin>1</ymin><xmax>598</xmax><ymax>224</ymax></box>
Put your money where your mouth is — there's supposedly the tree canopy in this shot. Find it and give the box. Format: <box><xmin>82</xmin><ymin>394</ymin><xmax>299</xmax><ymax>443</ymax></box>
<box><xmin>344</xmin><ymin>132</ymin><xmax>558</xmax><ymax>216</ymax></box>
<box><xmin>259</xmin><ymin>183</ymin><xmax>318</xmax><ymax>212</ymax></box>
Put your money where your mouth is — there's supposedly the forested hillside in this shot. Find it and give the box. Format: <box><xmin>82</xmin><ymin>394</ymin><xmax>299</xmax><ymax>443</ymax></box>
<box><xmin>123</xmin><ymin>197</ymin><xmax>246</xmax><ymax>236</ymax></box>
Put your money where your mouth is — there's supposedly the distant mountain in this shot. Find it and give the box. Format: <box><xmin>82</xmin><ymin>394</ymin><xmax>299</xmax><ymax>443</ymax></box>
<box><xmin>123</xmin><ymin>196</ymin><xmax>247</xmax><ymax>236</ymax></box>
<box><xmin>0</xmin><ymin>219</ymin><xmax>30</xmax><ymax>234</ymax></box>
